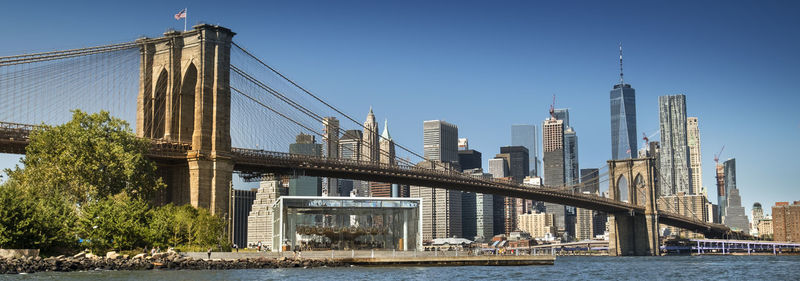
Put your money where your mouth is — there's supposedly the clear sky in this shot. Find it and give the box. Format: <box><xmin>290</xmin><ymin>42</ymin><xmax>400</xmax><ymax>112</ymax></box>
<box><xmin>1</xmin><ymin>0</ymin><xmax>798</xmax><ymax>219</ymax></box>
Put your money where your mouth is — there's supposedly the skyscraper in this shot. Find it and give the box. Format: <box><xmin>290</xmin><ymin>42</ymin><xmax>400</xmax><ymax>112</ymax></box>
<box><xmin>232</xmin><ymin>188</ymin><xmax>257</xmax><ymax>248</ymax></box>
<box><xmin>322</xmin><ymin>117</ymin><xmax>340</xmax><ymax>196</ymax></box>
<box><xmin>687</xmin><ymin>117</ymin><xmax>703</xmax><ymax>194</ymax></box>
<box><xmin>410</xmin><ymin>161</ymin><xmax>462</xmax><ymax>240</ymax></box>
<box><xmin>563</xmin><ymin>127</ymin><xmax>579</xmax><ymax>187</ymax></box>
<box><xmin>553</xmin><ymin>109</ymin><xmax>570</xmax><ymax>128</ymax></box>
<box><xmin>288</xmin><ymin>133</ymin><xmax>322</xmax><ymax>196</ymax></box>
<box><xmin>379</xmin><ymin>119</ymin><xmax>395</xmax><ymax>165</ymax></box>
<box><xmin>338</xmin><ymin>130</ymin><xmax>362</xmax><ymax>196</ymax></box>
<box><xmin>458</xmin><ymin>149</ymin><xmax>482</xmax><ymax>171</ymax></box>
<box><xmin>658</xmin><ymin>94</ymin><xmax>692</xmax><ymax>196</ymax></box>
<box><xmin>716</xmin><ymin>162</ymin><xmax>726</xmax><ymax>219</ymax></box>
<box><xmin>719</xmin><ymin>158</ymin><xmax>737</xmax><ymax>219</ymax></box>
<box><xmin>499</xmin><ymin>146</ymin><xmax>530</xmax><ymax>184</ymax></box>
<box><xmin>370</xmin><ymin>119</ymin><xmax>398</xmax><ymax>197</ymax></box>
<box><xmin>511</xmin><ymin>124</ymin><xmax>539</xmax><ymax>176</ymax></box>
<box><xmin>361</xmin><ymin>108</ymin><xmax>380</xmax><ymax>163</ymax></box>
<box><xmin>542</xmin><ymin>117</ymin><xmax>566</xmax><ymax>231</ymax></box>
<box><xmin>498</xmin><ymin>146</ymin><xmax>529</xmax><ymax>232</ymax></box>
<box><xmin>575</xmin><ymin>206</ymin><xmax>594</xmax><ymax>241</ymax></box>
<box><xmin>463</xmin><ymin>168</ymin><xmax>494</xmax><ymax>242</ymax></box>
<box><xmin>423</xmin><ymin>120</ymin><xmax>459</xmax><ymax>163</ymax></box>
<box><xmin>723</xmin><ymin>188</ymin><xmax>750</xmax><ymax>233</ymax></box>
<box><xmin>580</xmin><ymin>168</ymin><xmax>600</xmax><ymax>194</ymax></box>
<box><xmin>610</xmin><ymin>44</ymin><xmax>638</xmax><ymax>160</ymax></box>
<box><xmin>488</xmin><ymin>158</ymin><xmax>508</xmax><ymax>235</ymax></box>
<box><xmin>415</xmin><ymin>121</ymin><xmax>462</xmax><ymax>238</ymax></box>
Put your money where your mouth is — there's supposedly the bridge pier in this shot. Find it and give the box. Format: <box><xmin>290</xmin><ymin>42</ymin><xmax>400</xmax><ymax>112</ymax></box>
<box><xmin>607</xmin><ymin>158</ymin><xmax>660</xmax><ymax>256</ymax></box>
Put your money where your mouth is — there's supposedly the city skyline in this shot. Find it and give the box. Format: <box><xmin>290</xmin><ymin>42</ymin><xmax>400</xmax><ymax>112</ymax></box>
<box><xmin>0</xmin><ymin>1</ymin><xmax>798</xmax><ymax>219</ymax></box>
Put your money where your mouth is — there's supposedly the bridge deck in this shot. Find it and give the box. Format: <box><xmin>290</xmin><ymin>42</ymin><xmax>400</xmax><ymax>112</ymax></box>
<box><xmin>0</xmin><ymin>122</ymin><xmax>742</xmax><ymax>238</ymax></box>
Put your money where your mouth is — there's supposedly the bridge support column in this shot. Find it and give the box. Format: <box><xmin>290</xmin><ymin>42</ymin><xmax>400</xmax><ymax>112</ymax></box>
<box><xmin>607</xmin><ymin>157</ymin><xmax>660</xmax><ymax>256</ymax></box>
<box><xmin>210</xmin><ymin>158</ymin><xmax>233</xmax><ymax>216</ymax></box>
<box><xmin>188</xmin><ymin>157</ymin><xmax>213</xmax><ymax>209</ymax></box>
<box><xmin>137</xmin><ymin>24</ymin><xmax>235</xmax><ymax>216</ymax></box>
<box><xmin>608</xmin><ymin>212</ymin><xmax>659</xmax><ymax>256</ymax></box>
<box><xmin>186</xmin><ymin>156</ymin><xmax>231</xmax><ymax>215</ymax></box>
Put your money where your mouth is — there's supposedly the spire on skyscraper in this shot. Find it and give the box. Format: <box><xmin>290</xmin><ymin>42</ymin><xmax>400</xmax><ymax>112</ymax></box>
<box><xmin>381</xmin><ymin>118</ymin><xmax>392</xmax><ymax>140</ymax></box>
<box><xmin>619</xmin><ymin>43</ymin><xmax>624</xmax><ymax>85</ymax></box>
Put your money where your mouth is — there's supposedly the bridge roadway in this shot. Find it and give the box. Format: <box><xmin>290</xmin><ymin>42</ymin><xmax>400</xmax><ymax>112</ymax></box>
<box><xmin>0</xmin><ymin>121</ymin><xmax>739</xmax><ymax>239</ymax></box>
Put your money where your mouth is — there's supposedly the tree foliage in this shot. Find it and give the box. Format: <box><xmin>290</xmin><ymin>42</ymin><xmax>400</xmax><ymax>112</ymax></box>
<box><xmin>148</xmin><ymin>204</ymin><xmax>228</xmax><ymax>251</ymax></box>
<box><xmin>6</xmin><ymin>110</ymin><xmax>164</xmax><ymax>205</ymax></box>
<box><xmin>2</xmin><ymin>110</ymin><xmax>226</xmax><ymax>254</ymax></box>
<box><xmin>0</xmin><ymin>183</ymin><xmax>77</xmax><ymax>253</ymax></box>
<box><xmin>77</xmin><ymin>194</ymin><xmax>152</xmax><ymax>253</ymax></box>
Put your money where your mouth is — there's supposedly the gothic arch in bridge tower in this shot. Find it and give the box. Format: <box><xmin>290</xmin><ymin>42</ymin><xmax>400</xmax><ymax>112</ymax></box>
<box><xmin>616</xmin><ymin>175</ymin><xmax>629</xmax><ymax>203</ymax></box>
<box><xmin>178</xmin><ymin>63</ymin><xmax>197</xmax><ymax>143</ymax></box>
<box><xmin>152</xmin><ymin>69</ymin><xmax>168</xmax><ymax>139</ymax></box>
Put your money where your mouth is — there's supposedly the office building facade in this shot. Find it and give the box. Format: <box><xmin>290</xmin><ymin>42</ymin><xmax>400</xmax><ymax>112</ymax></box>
<box><xmin>232</xmin><ymin>189</ymin><xmax>257</xmax><ymax>248</ymax></box>
<box><xmin>564</xmin><ymin>127</ymin><xmax>579</xmax><ymax>187</ymax></box>
<box><xmin>488</xmin><ymin>158</ymin><xmax>508</xmax><ymax>235</ymax></box>
<box><xmin>687</xmin><ymin>117</ymin><xmax>703</xmax><ymax>195</ymax></box>
<box><xmin>658</xmin><ymin>94</ymin><xmax>692</xmax><ymax>196</ymax></box>
<box><xmin>423</xmin><ymin>120</ymin><xmax>459</xmax><ymax>163</ymax></box>
<box><xmin>518</xmin><ymin>212</ymin><xmax>556</xmax><ymax>239</ymax></box>
<box><xmin>289</xmin><ymin>133</ymin><xmax>322</xmax><ymax>196</ymax></box>
<box><xmin>511</xmin><ymin>124</ymin><xmax>540</xmax><ymax>176</ymax></box>
<box><xmin>772</xmin><ymin>201</ymin><xmax>800</xmax><ymax>242</ymax></box>
<box><xmin>322</xmin><ymin>117</ymin><xmax>340</xmax><ymax>196</ymax></box>
<box><xmin>580</xmin><ymin>168</ymin><xmax>600</xmax><ymax>194</ymax></box>
<box><xmin>610</xmin><ymin>83</ymin><xmax>637</xmax><ymax>160</ymax></box>
<box><xmin>458</xmin><ymin>149</ymin><xmax>482</xmax><ymax>171</ymax></box>
<box><xmin>543</xmin><ymin>117</ymin><xmax>566</xmax><ymax>231</ymax></box>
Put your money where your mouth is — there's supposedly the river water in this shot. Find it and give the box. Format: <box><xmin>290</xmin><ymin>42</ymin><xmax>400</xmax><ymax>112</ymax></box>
<box><xmin>4</xmin><ymin>255</ymin><xmax>799</xmax><ymax>280</ymax></box>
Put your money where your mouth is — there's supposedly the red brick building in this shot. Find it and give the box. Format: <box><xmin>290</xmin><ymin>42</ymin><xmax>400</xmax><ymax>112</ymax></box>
<box><xmin>772</xmin><ymin>201</ymin><xmax>800</xmax><ymax>242</ymax></box>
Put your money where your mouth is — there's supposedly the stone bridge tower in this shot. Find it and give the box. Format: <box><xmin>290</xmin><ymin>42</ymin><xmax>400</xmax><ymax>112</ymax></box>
<box><xmin>607</xmin><ymin>157</ymin><xmax>660</xmax><ymax>256</ymax></box>
<box><xmin>135</xmin><ymin>24</ymin><xmax>235</xmax><ymax>215</ymax></box>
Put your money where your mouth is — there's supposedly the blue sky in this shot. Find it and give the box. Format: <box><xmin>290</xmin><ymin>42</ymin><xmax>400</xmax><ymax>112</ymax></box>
<box><xmin>1</xmin><ymin>1</ymin><xmax>798</xmax><ymax>218</ymax></box>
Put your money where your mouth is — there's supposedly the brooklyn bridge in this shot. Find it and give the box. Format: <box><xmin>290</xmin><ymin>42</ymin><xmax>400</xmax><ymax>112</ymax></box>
<box><xmin>0</xmin><ymin>25</ymin><xmax>747</xmax><ymax>256</ymax></box>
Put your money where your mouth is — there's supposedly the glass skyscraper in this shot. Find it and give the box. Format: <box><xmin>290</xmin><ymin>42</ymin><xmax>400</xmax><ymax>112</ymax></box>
<box><xmin>610</xmin><ymin>83</ymin><xmax>637</xmax><ymax>160</ymax></box>
<box><xmin>511</xmin><ymin>124</ymin><xmax>539</xmax><ymax>176</ymax></box>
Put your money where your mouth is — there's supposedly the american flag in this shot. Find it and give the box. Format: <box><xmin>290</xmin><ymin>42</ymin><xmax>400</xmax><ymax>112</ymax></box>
<box><xmin>174</xmin><ymin>9</ymin><xmax>186</xmax><ymax>20</ymax></box>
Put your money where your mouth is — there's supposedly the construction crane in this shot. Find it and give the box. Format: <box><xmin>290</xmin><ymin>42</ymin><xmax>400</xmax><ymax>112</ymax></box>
<box><xmin>714</xmin><ymin>145</ymin><xmax>726</xmax><ymax>164</ymax></box>
<box><xmin>641</xmin><ymin>130</ymin><xmax>660</xmax><ymax>149</ymax></box>
<box><xmin>549</xmin><ymin>94</ymin><xmax>556</xmax><ymax>119</ymax></box>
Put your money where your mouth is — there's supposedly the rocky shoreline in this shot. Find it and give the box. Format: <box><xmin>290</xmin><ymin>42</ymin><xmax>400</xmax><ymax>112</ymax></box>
<box><xmin>0</xmin><ymin>252</ymin><xmax>348</xmax><ymax>274</ymax></box>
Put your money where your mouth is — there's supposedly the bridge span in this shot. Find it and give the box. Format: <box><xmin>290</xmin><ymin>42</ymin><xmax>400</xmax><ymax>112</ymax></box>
<box><xmin>0</xmin><ymin>121</ymin><xmax>740</xmax><ymax>241</ymax></box>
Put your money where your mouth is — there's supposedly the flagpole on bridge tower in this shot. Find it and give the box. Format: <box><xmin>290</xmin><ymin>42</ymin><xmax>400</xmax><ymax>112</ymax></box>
<box><xmin>184</xmin><ymin>7</ymin><xmax>187</xmax><ymax>32</ymax></box>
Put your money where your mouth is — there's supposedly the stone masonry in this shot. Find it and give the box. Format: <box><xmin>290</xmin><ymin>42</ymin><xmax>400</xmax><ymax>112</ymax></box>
<box><xmin>135</xmin><ymin>24</ymin><xmax>235</xmax><ymax>215</ymax></box>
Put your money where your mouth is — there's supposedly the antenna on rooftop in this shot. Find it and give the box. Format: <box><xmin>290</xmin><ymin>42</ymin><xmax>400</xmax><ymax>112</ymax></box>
<box><xmin>619</xmin><ymin>43</ymin><xmax>624</xmax><ymax>85</ymax></box>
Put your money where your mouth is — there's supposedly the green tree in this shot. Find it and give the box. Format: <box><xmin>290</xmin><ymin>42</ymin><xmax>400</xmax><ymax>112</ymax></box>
<box><xmin>148</xmin><ymin>204</ymin><xmax>196</xmax><ymax>248</ymax></box>
<box><xmin>77</xmin><ymin>194</ymin><xmax>151</xmax><ymax>253</ymax></box>
<box><xmin>191</xmin><ymin>207</ymin><xmax>227</xmax><ymax>248</ymax></box>
<box><xmin>0</xmin><ymin>182</ymin><xmax>78</xmax><ymax>254</ymax></box>
<box><xmin>6</xmin><ymin>110</ymin><xmax>164</xmax><ymax>205</ymax></box>
<box><xmin>147</xmin><ymin>204</ymin><xmax>228</xmax><ymax>250</ymax></box>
